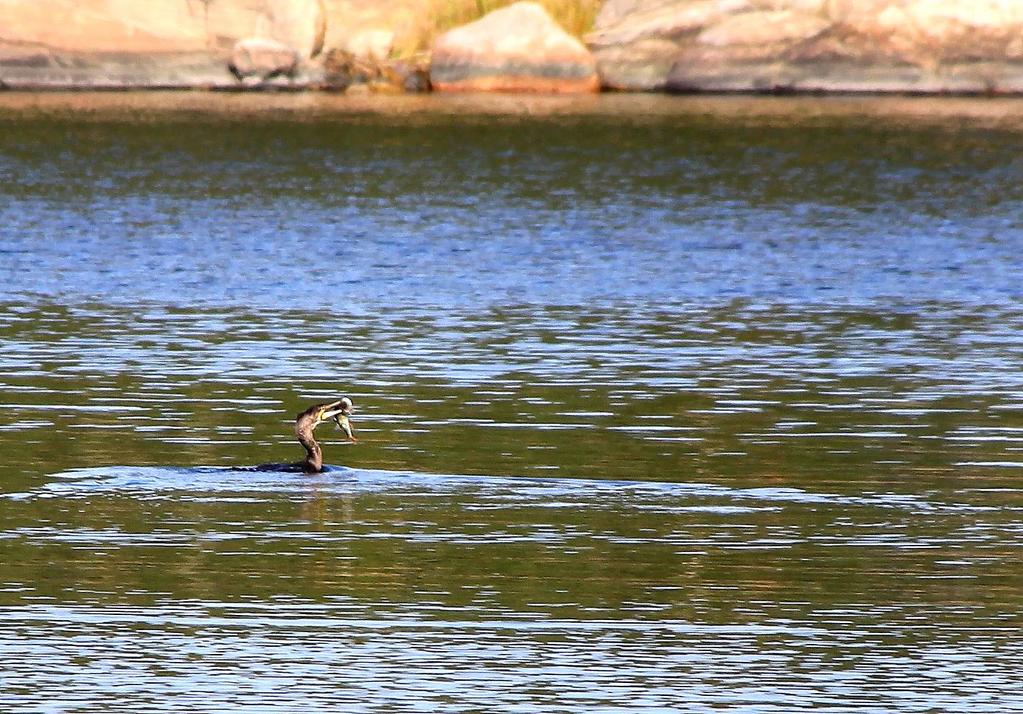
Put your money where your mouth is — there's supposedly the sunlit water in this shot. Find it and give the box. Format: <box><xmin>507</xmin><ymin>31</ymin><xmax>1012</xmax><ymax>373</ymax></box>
<box><xmin>1</xmin><ymin>92</ymin><xmax>1023</xmax><ymax>711</ymax></box>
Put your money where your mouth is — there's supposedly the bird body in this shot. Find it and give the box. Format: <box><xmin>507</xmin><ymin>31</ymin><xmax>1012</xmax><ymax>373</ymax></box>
<box><xmin>251</xmin><ymin>398</ymin><xmax>356</xmax><ymax>473</ymax></box>
<box><xmin>294</xmin><ymin>397</ymin><xmax>357</xmax><ymax>473</ymax></box>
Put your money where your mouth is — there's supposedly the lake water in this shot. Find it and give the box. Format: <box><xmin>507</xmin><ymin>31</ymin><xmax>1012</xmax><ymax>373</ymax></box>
<box><xmin>1</xmin><ymin>92</ymin><xmax>1023</xmax><ymax>712</ymax></box>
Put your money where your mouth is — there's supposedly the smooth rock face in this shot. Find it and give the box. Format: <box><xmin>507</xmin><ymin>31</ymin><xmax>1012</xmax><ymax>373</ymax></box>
<box><xmin>0</xmin><ymin>0</ymin><xmax>325</xmax><ymax>88</ymax></box>
<box><xmin>588</xmin><ymin>0</ymin><xmax>1023</xmax><ymax>93</ymax></box>
<box><xmin>430</xmin><ymin>2</ymin><xmax>599</xmax><ymax>93</ymax></box>
<box><xmin>0</xmin><ymin>0</ymin><xmax>208</xmax><ymax>54</ymax></box>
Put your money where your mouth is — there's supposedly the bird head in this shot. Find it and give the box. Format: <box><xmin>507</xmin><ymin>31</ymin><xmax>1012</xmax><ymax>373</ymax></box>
<box><xmin>317</xmin><ymin>397</ymin><xmax>354</xmax><ymax>421</ymax></box>
<box><xmin>317</xmin><ymin>397</ymin><xmax>356</xmax><ymax>441</ymax></box>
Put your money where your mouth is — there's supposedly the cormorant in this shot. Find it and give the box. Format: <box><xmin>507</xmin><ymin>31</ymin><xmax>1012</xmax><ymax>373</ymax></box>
<box><xmin>252</xmin><ymin>398</ymin><xmax>357</xmax><ymax>473</ymax></box>
<box><xmin>294</xmin><ymin>397</ymin><xmax>357</xmax><ymax>473</ymax></box>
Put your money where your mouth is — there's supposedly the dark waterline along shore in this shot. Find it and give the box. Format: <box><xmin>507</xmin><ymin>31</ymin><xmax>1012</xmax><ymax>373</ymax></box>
<box><xmin>5</xmin><ymin>90</ymin><xmax>1023</xmax><ymax>126</ymax></box>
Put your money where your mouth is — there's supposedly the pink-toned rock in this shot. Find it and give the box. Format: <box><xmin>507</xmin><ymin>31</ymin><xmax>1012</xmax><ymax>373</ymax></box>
<box><xmin>0</xmin><ymin>0</ymin><xmax>209</xmax><ymax>54</ymax></box>
<box><xmin>228</xmin><ymin>38</ymin><xmax>300</xmax><ymax>81</ymax></box>
<box><xmin>588</xmin><ymin>0</ymin><xmax>1023</xmax><ymax>93</ymax></box>
<box><xmin>430</xmin><ymin>2</ymin><xmax>598</xmax><ymax>93</ymax></box>
<box><xmin>586</xmin><ymin>0</ymin><xmax>726</xmax><ymax>50</ymax></box>
<box><xmin>0</xmin><ymin>0</ymin><xmax>326</xmax><ymax>88</ymax></box>
<box><xmin>667</xmin><ymin>9</ymin><xmax>831</xmax><ymax>70</ymax></box>
<box><xmin>585</xmin><ymin>1</ymin><xmax>728</xmax><ymax>90</ymax></box>
<box><xmin>696</xmin><ymin>10</ymin><xmax>829</xmax><ymax>48</ymax></box>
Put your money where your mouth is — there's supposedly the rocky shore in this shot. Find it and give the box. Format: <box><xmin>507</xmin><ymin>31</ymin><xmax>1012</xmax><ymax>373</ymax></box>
<box><xmin>1</xmin><ymin>0</ymin><xmax>1022</xmax><ymax>95</ymax></box>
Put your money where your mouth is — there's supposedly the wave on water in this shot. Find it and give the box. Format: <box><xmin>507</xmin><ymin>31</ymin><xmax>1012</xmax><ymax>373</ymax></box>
<box><xmin>4</xmin><ymin>464</ymin><xmax>943</xmax><ymax>514</ymax></box>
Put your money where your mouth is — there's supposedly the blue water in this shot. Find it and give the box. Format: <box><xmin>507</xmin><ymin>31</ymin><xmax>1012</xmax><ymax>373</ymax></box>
<box><xmin>2</xmin><ymin>96</ymin><xmax>1022</xmax><ymax>311</ymax></box>
<box><xmin>2</xmin><ymin>93</ymin><xmax>1023</xmax><ymax>712</ymax></box>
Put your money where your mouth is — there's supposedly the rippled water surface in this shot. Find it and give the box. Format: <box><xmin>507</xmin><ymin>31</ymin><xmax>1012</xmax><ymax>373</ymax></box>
<box><xmin>2</xmin><ymin>92</ymin><xmax>1023</xmax><ymax>711</ymax></box>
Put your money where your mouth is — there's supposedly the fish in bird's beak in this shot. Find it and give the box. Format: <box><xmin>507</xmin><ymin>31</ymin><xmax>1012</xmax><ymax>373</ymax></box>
<box><xmin>321</xmin><ymin>397</ymin><xmax>356</xmax><ymax>442</ymax></box>
<box><xmin>334</xmin><ymin>413</ymin><xmax>356</xmax><ymax>441</ymax></box>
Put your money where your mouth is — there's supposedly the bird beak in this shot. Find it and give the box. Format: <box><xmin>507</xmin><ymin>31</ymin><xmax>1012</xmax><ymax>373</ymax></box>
<box><xmin>318</xmin><ymin>401</ymin><xmax>352</xmax><ymax>421</ymax></box>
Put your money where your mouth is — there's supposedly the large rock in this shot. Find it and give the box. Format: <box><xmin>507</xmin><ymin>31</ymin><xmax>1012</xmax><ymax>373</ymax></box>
<box><xmin>0</xmin><ymin>0</ymin><xmax>326</xmax><ymax>88</ymax></box>
<box><xmin>585</xmin><ymin>0</ymin><xmax>731</xmax><ymax>90</ymax></box>
<box><xmin>430</xmin><ymin>2</ymin><xmax>599</xmax><ymax>93</ymax></box>
<box><xmin>588</xmin><ymin>0</ymin><xmax>1023</xmax><ymax>93</ymax></box>
<box><xmin>0</xmin><ymin>0</ymin><xmax>208</xmax><ymax>54</ymax></box>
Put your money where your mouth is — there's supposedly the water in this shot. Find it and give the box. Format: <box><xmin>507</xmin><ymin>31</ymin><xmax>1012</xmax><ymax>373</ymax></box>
<box><xmin>1</xmin><ymin>92</ymin><xmax>1023</xmax><ymax>711</ymax></box>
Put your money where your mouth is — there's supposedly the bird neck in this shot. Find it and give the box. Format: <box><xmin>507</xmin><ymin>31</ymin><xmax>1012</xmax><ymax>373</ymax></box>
<box><xmin>296</xmin><ymin>427</ymin><xmax>323</xmax><ymax>473</ymax></box>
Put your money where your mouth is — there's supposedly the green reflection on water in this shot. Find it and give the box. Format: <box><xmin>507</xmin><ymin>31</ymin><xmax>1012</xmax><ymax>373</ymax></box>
<box><xmin>0</xmin><ymin>302</ymin><xmax>1022</xmax><ymax>625</ymax></box>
